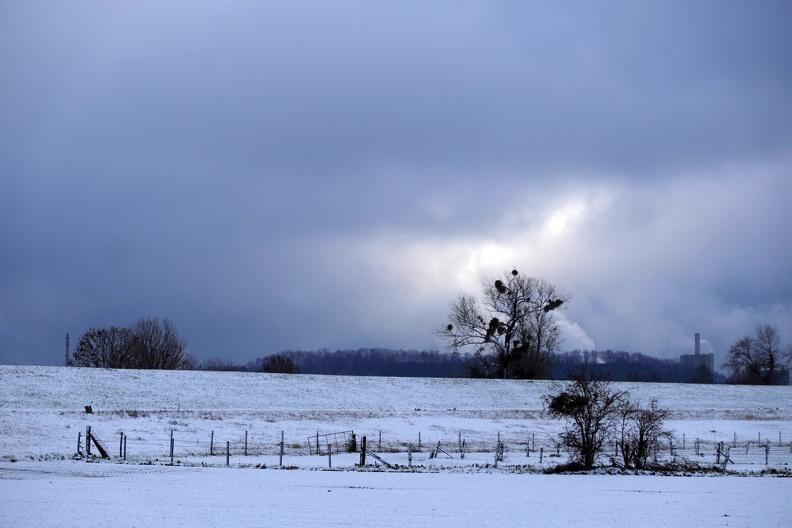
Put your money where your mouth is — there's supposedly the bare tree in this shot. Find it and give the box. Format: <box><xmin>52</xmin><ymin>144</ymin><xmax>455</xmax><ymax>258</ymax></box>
<box><xmin>437</xmin><ymin>270</ymin><xmax>569</xmax><ymax>379</ymax></box>
<box><xmin>616</xmin><ymin>398</ymin><xmax>672</xmax><ymax>469</ymax></box>
<box><xmin>128</xmin><ymin>318</ymin><xmax>196</xmax><ymax>370</ymax></box>
<box><xmin>70</xmin><ymin>318</ymin><xmax>195</xmax><ymax>370</ymax></box>
<box><xmin>723</xmin><ymin>323</ymin><xmax>791</xmax><ymax>384</ymax></box>
<box><xmin>69</xmin><ymin>326</ymin><xmax>131</xmax><ymax>368</ymax></box>
<box><xmin>544</xmin><ymin>369</ymin><xmax>628</xmax><ymax>469</ymax></box>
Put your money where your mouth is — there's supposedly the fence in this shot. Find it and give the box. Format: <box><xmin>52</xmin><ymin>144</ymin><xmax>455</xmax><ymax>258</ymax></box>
<box><xmin>306</xmin><ymin>430</ymin><xmax>355</xmax><ymax>455</ymax></box>
<box><xmin>72</xmin><ymin>425</ymin><xmax>792</xmax><ymax>471</ymax></box>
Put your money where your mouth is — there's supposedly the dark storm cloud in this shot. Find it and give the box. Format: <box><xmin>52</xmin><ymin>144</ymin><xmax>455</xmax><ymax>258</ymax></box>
<box><xmin>1</xmin><ymin>1</ymin><xmax>791</xmax><ymax>366</ymax></box>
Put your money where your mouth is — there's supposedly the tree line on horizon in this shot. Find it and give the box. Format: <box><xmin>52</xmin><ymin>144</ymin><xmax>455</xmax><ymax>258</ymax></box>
<box><xmin>66</xmin><ymin>271</ymin><xmax>790</xmax><ymax>385</ymax></box>
<box><xmin>228</xmin><ymin>347</ymin><xmax>722</xmax><ymax>383</ymax></box>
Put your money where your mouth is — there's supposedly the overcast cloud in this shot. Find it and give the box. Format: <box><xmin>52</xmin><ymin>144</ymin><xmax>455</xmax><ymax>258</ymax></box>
<box><xmin>2</xmin><ymin>1</ymin><xmax>791</xmax><ymax>368</ymax></box>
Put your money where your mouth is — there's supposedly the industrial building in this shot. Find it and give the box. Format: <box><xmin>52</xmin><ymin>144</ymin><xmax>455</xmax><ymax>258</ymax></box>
<box><xmin>679</xmin><ymin>333</ymin><xmax>714</xmax><ymax>376</ymax></box>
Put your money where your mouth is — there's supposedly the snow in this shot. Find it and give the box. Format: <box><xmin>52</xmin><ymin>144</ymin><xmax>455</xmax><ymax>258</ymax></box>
<box><xmin>3</xmin><ymin>462</ymin><xmax>790</xmax><ymax>527</ymax></box>
<box><xmin>1</xmin><ymin>366</ymin><xmax>791</xmax><ymax>527</ymax></box>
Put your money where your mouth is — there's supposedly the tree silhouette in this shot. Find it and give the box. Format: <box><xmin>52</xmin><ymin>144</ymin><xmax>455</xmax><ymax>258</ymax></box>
<box><xmin>437</xmin><ymin>270</ymin><xmax>569</xmax><ymax>378</ymax></box>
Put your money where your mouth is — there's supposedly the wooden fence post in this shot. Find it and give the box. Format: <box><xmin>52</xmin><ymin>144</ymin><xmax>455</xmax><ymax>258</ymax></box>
<box><xmin>408</xmin><ymin>443</ymin><xmax>412</xmax><ymax>468</ymax></box>
<box><xmin>279</xmin><ymin>431</ymin><xmax>284</xmax><ymax>467</ymax></box>
<box><xmin>119</xmin><ymin>432</ymin><xmax>124</xmax><ymax>457</ymax></box>
<box><xmin>327</xmin><ymin>440</ymin><xmax>332</xmax><ymax>469</ymax></box>
<box><xmin>245</xmin><ymin>430</ymin><xmax>248</xmax><ymax>456</ymax></box>
<box><xmin>540</xmin><ymin>447</ymin><xmax>543</xmax><ymax>463</ymax></box>
<box><xmin>210</xmin><ymin>431</ymin><xmax>214</xmax><ymax>456</ymax></box>
<box><xmin>123</xmin><ymin>435</ymin><xmax>127</xmax><ymax>461</ymax></box>
<box><xmin>170</xmin><ymin>435</ymin><xmax>175</xmax><ymax>465</ymax></box>
<box><xmin>360</xmin><ymin>436</ymin><xmax>367</xmax><ymax>466</ymax></box>
<box><xmin>86</xmin><ymin>426</ymin><xmax>92</xmax><ymax>456</ymax></box>
<box><xmin>226</xmin><ymin>441</ymin><xmax>230</xmax><ymax>466</ymax></box>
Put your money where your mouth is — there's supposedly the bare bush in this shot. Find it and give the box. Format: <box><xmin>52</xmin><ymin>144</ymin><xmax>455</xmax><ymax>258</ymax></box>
<box><xmin>544</xmin><ymin>369</ymin><xmax>627</xmax><ymax>469</ymax></box>
<box><xmin>615</xmin><ymin>398</ymin><xmax>672</xmax><ymax>469</ymax></box>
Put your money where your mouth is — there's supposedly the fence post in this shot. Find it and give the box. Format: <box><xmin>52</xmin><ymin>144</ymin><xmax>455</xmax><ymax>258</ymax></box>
<box><xmin>418</xmin><ymin>432</ymin><xmax>421</xmax><ymax>449</ymax></box>
<box><xmin>120</xmin><ymin>432</ymin><xmax>124</xmax><ymax>457</ymax></box>
<box><xmin>316</xmin><ymin>431</ymin><xmax>320</xmax><ymax>456</ymax></box>
<box><xmin>210</xmin><ymin>431</ymin><xmax>214</xmax><ymax>456</ymax></box>
<box><xmin>360</xmin><ymin>436</ymin><xmax>367</xmax><ymax>466</ymax></box>
<box><xmin>280</xmin><ymin>431</ymin><xmax>284</xmax><ymax>467</ymax></box>
<box><xmin>123</xmin><ymin>435</ymin><xmax>127</xmax><ymax>461</ymax></box>
<box><xmin>170</xmin><ymin>435</ymin><xmax>175</xmax><ymax>465</ymax></box>
<box><xmin>245</xmin><ymin>430</ymin><xmax>248</xmax><ymax>456</ymax></box>
<box><xmin>86</xmin><ymin>426</ymin><xmax>92</xmax><ymax>456</ymax></box>
<box><xmin>327</xmin><ymin>440</ymin><xmax>332</xmax><ymax>469</ymax></box>
<box><xmin>408</xmin><ymin>443</ymin><xmax>412</xmax><ymax>468</ymax></box>
<box><xmin>765</xmin><ymin>443</ymin><xmax>770</xmax><ymax>465</ymax></box>
<box><xmin>540</xmin><ymin>447</ymin><xmax>544</xmax><ymax>464</ymax></box>
<box><xmin>226</xmin><ymin>441</ymin><xmax>230</xmax><ymax>467</ymax></box>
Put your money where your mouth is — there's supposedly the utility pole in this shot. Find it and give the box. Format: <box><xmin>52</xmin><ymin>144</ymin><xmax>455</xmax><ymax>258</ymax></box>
<box><xmin>65</xmin><ymin>333</ymin><xmax>70</xmax><ymax>366</ymax></box>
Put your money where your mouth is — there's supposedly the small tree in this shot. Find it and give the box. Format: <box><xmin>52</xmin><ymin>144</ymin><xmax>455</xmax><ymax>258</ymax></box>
<box><xmin>69</xmin><ymin>326</ymin><xmax>131</xmax><ymax>368</ymax></box>
<box><xmin>127</xmin><ymin>317</ymin><xmax>196</xmax><ymax>370</ymax></box>
<box><xmin>544</xmin><ymin>369</ymin><xmax>627</xmax><ymax>469</ymax></box>
<box><xmin>260</xmin><ymin>354</ymin><xmax>300</xmax><ymax>374</ymax></box>
<box><xmin>723</xmin><ymin>323</ymin><xmax>792</xmax><ymax>384</ymax></box>
<box><xmin>437</xmin><ymin>270</ymin><xmax>569</xmax><ymax>379</ymax></box>
<box><xmin>616</xmin><ymin>398</ymin><xmax>672</xmax><ymax>469</ymax></box>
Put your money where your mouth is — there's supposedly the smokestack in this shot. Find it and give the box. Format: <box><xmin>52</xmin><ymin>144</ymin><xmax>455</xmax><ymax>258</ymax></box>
<box><xmin>695</xmin><ymin>333</ymin><xmax>700</xmax><ymax>355</ymax></box>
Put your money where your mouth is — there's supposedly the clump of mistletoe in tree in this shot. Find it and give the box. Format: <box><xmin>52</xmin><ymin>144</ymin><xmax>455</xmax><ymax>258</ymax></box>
<box><xmin>437</xmin><ymin>269</ymin><xmax>569</xmax><ymax>379</ymax></box>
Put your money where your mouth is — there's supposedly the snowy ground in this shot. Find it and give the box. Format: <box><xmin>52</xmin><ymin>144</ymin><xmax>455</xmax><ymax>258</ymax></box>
<box><xmin>1</xmin><ymin>366</ymin><xmax>791</xmax><ymax>527</ymax></box>
<box><xmin>3</xmin><ymin>461</ymin><xmax>790</xmax><ymax>528</ymax></box>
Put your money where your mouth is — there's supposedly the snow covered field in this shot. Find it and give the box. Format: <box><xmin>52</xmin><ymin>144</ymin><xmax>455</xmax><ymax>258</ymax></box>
<box><xmin>1</xmin><ymin>366</ymin><xmax>791</xmax><ymax>527</ymax></box>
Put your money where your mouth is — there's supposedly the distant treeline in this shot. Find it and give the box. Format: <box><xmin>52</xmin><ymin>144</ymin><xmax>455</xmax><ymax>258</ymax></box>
<box><xmin>245</xmin><ymin>349</ymin><xmax>469</xmax><ymax>378</ymax></box>
<box><xmin>214</xmin><ymin>348</ymin><xmax>721</xmax><ymax>383</ymax></box>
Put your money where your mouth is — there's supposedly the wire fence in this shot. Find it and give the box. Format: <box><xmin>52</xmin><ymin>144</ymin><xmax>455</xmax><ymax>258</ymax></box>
<box><xmin>75</xmin><ymin>425</ymin><xmax>792</xmax><ymax>471</ymax></box>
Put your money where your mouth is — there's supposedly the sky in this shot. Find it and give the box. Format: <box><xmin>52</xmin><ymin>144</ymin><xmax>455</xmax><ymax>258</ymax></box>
<box><xmin>2</xmin><ymin>1</ymin><xmax>791</xmax><ymax>369</ymax></box>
